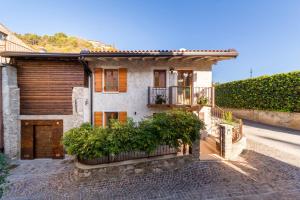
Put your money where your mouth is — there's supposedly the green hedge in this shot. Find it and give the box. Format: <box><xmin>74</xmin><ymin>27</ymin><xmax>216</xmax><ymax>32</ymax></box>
<box><xmin>63</xmin><ymin>109</ymin><xmax>204</xmax><ymax>160</ymax></box>
<box><xmin>215</xmin><ymin>71</ymin><xmax>300</xmax><ymax>112</ymax></box>
<box><xmin>0</xmin><ymin>153</ymin><xmax>8</xmax><ymax>198</ymax></box>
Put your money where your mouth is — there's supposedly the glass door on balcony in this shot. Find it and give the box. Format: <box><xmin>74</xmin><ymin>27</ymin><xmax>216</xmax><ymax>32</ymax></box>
<box><xmin>177</xmin><ymin>70</ymin><xmax>193</xmax><ymax>105</ymax></box>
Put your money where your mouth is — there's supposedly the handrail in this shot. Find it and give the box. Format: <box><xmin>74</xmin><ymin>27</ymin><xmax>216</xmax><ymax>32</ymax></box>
<box><xmin>211</xmin><ymin>105</ymin><xmax>243</xmax><ymax>143</ymax></box>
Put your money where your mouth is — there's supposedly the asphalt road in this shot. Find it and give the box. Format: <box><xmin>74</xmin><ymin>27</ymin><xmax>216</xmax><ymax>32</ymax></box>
<box><xmin>243</xmin><ymin>120</ymin><xmax>300</xmax><ymax>157</ymax></box>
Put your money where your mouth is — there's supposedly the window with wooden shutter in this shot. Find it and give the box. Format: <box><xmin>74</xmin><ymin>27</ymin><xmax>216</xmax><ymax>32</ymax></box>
<box><xmin>94</xmin><ymin>112</ymin><xmax>103</xmax><ymax>127</ymax></box>
<box><xmin>154</xmin><ymin>70</ymin><xmax>166</xmax><ymax>88</ymax></box>
<box><xmin>104</xmin><ymin>112</ymin><xmax>118</xmax><ymax>127</ymax></box>
<box><xmin>94</xmin><ymin>68</ymin><xmax>103</xmax><ymax>92</ymax></box>
<box><xmin>119</xmin><ymin>112</ymin><xmax>127</xmax><ymax>123</ymax></box>
<box><xmin>104</xmin><ymin>69</ymin><xmax>119</xmax><ymax>92</ymax></box>
<box><xmin>119</xmin><ymin>68</ymin><xmax>127</xmax><ymax>92</ymax></box>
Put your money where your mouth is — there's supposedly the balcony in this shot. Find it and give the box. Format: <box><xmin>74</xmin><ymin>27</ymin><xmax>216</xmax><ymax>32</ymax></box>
<box><xmin>0</xmin><ymin>39</ymin><xmax>34</xmax><ymax>63</ymax></box>
<box><xmin>147</xmin><ymin>86</ymin><xmax>214</xmax><ymax>108</ymax></box>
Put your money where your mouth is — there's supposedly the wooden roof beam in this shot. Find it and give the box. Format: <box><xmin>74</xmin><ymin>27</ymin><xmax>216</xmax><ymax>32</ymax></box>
<box><xmin>168</xmin><ymin>56</ymin><xmax>182</xmax><ymax>61</ymax></box>
<box><xmin>182</xmin><ymin>56</ymin><xmax>199</xmax><ymax>61</ymax></box>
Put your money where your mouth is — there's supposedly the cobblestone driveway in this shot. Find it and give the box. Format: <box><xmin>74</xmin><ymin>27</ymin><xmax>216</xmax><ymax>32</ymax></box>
<box><xmin>3</xmin><ymin>139</ymin><xmax>300</xmax><ymax>200</ymax></box>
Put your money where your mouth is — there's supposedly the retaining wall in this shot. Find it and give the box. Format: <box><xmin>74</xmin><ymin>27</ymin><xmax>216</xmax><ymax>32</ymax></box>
<box><xmin>222</xmin><ymin>108</ymin><xmax>300</xmax><ymax>131</ymax></box>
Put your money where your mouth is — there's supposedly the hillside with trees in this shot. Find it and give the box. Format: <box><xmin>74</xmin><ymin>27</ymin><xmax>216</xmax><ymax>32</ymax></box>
<box><xmin>15</xmin><ymin>32</ymin><xmax>116</xmax><ymax>53</ymax></box>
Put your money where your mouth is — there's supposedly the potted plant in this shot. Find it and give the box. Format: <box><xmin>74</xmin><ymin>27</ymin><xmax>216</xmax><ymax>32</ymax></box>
<box><xmin>155</xmin><ymin>95</ymin><xmax>166</xmax><ymax>104</ymax></box>
<box><xmin>197</xmin><ymin>96</ymin><xmax>208</xmax><ymax>106</ymax></box>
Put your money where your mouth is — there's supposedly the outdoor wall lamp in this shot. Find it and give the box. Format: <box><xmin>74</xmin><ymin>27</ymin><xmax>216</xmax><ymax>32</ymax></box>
<box><xmin>169</xmin><ymin>67</ymin><xmax>175</xmax><ymax>74</ymax></box>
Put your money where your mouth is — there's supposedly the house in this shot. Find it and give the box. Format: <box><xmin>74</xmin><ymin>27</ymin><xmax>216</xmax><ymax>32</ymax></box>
<box><xmin>0</xmin><ymin>49</ymin><xmax>238</xmax><ymax>159</ymax></box>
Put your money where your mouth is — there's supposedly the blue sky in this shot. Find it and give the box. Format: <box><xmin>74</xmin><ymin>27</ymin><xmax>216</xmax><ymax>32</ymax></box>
<box><xmin>1</xmin><ymin>0</ymin><xmax>299</xmax><ymax>82</ymax></box>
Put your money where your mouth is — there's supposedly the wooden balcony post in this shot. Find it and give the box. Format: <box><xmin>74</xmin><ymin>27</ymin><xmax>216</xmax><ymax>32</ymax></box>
<box><xmin>212</xmin><ymin>86</ymin><xmax>215</xmax><ymax>107</ymax></box>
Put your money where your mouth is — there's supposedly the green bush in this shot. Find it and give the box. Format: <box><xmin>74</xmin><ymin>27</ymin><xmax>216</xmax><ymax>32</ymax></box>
<box><xmin>63</xmin><ymin>109</ymin><xmax>204</xmax><ymax>159</ymax></box>
<box><xmin>107</xmin><ymin>119</ymin><xmax>140</xmax><ymax>154</ymax></box>
<box><xmin>215</xmin><ymin>71</ymin><xmax>300</xmax><ymax>112</ymax></box>
<box><xmin>63</xmin><ymin>123</ymin><xmax>109</xmax><ymax>159</ymax></box>
<box><xmin>223</xmin><ymin>111</ymin><xmax>234</xmax><ymax>125</ymax></box>
<box><xmin>0</xmin><ymin>153</ymin><xmax>9</xmax><ymax>198</ymax></box>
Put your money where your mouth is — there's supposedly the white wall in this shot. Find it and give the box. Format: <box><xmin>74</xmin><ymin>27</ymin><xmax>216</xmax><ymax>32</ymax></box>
<box><xmin>91</xmin><ymin>60</ymin><xmax>212</xmax><ymax>122</ymax></box>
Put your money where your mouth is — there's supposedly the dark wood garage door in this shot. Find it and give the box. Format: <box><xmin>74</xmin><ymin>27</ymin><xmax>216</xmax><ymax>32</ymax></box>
<box><xmin>21</xmin><ymin>120</ymin><xmax>64</xmax><ymax>159</ymax></box>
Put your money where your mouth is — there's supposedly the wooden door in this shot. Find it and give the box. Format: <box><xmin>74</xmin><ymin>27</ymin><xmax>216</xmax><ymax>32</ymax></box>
<box><xmin>34</xmin><ymin>125</ymin><xmax>53</xmax><ymax>158</ymax></box>
<box><xmin>21</xmin><ymin>120</ymin><xmax>64</xmax><ymax>159</ymax></box>
<box><xmin>177</xmin><ymin>70</ymin><xmax>193</xmax><ymax>104</ymax></box>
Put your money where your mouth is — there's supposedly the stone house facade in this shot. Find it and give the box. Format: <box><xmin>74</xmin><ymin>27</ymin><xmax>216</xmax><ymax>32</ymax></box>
<box><xmin>0</xmin><ymin>49</ymin><xmax>238</xmax><ymax>159</ymax></box>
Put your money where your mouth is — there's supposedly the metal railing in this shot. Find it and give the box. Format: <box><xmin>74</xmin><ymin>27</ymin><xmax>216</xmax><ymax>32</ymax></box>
<box><xmin>148</xmin><ymin>86</ymin><xmax>213</xmax><ymax>106</ymax></box>
<box><xmin>78</xmin><ymin>145</ymin><xmax>178</xmax><ymax>165</ymax></box>
<box><xmin>211</xmin><ymin>105</ymin><xmax>243</xmax><ymax>143</ymax></box>
<box><xmin>148</xmin><ymin>87</ymin><xmax>169</xmax><ymax>105</ymax></box>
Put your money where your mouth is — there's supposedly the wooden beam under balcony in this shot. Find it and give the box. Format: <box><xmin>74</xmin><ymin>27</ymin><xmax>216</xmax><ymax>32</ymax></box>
<box><xmin>147</xmin><ymin>104</ymin><xmax>171</xmax><ymax>108</ymax></box>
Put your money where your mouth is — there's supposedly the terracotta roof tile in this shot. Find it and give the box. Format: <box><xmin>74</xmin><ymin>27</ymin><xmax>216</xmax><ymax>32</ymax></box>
<box><xmin>88</xmin><ymin>49</ymin><xmax>237</xmax><ymax>53</ymax></box>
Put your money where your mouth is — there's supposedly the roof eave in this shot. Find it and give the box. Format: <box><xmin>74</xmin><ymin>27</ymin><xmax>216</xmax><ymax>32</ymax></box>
<box><xmin>0</xmin><ymin>50</ymin><xmax>238</xmax><ymax>59</ymax></box>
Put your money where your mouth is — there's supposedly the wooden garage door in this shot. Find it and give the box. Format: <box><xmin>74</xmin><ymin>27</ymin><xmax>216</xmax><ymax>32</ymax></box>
<box><xmin>21</xmin><ymin>120</ymin><xmax>64</xmax><ymax>159</ymax></box>
<box><xmin>34</xmin><ymin>125</ymin><xmax>53</xmax><ymax>158</ymax></box>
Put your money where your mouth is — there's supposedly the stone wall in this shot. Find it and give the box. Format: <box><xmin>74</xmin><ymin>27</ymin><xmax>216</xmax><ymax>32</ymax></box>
<box><xmin>72</xmin><ymin>87</ymin><xmax>90</xmax><ymax>127</ymax></box>
<box><xmin>74</xmin><ymin>154</ymin><xmax>194</xmax><ymax>179</ymax></box>
<box><xmin>222</xmin><ymin>108</ymin><xmax>300</xmax><ymax>131</ymax></box>
<box><xmin>2</xmin><ymin>65</ymin><xmax>20</xmax><ymax>159</ymax></box>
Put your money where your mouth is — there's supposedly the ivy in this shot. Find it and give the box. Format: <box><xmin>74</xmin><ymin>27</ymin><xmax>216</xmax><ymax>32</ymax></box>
<box><xmin>215</xmin><ymin>71</ymin><xmax>300</xmax><ymax>112</ymax></box>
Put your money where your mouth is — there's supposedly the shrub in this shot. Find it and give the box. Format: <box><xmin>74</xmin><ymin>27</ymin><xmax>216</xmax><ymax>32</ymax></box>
<box><xmin>107</xmin><ymin>119</ymin><xmax>140</xmax><ymax>154</ymax></box>
<box><xmin>215</xmin><ymin>71</ymin><xmax>300</xmax><ymax>112</ymax></box>
<box><xmin>223</xmin><ymin>111</ymin><xmax>234</xmax><ymax>125</ymax></box>
<box><xmin>63</xmin><ymin>123</ymin><xmax>109</xmax><ymax>159</ymax></box>
<box><xmin>149</xmin><ymin>109</ymin><xmax>204</xmax><ymax>148</ymax></box>
<box><xmin>0</xmin><ymin>153</ymin><xmax>9</xmax><ymax>198</ymax></box>
<box><xmin>63</xmin><ymin>109</ymin><xmax>204</xmax><ymax>159</ymax></box>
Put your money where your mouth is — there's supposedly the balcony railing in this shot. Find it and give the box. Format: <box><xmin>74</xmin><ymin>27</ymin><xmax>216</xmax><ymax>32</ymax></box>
<box><xmin>0</xmin><ymin>39</ymin><xmax>34</xmax><ymax>64</ymax></box>
<box><xmin>148</xmin><ymin>86</ymin><xmax>213</xmax><ymax>107</ymax></box>
<box><xmin>0</xmin><ymin>39</ymin><xmax>33</xmax><ymax>52</ymax></box>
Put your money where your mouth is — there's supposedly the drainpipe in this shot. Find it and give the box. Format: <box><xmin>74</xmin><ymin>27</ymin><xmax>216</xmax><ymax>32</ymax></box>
<box><xmin>78</xmin><ymin>57</ymin><xmax>93</xmax><ymax>125</ymax></box>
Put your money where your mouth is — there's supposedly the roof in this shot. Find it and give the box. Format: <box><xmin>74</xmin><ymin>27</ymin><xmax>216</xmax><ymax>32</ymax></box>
<box><xmin>0</xmin><ymin>49</ymin><xmax>238</xmax><ymax>58</ymax></box>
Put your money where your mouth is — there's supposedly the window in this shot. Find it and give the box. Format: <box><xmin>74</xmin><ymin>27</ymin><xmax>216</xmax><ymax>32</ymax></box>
<box><xmin>154</xmin><ymin>70</ymin><xmax>166</xmax><ymax>88</ymax></box>
<box><xmin>0</xmin><ymin>32</ymin><xmax>7</xmax><ymax>41</ymax></box>
<box><xmin>104</xmin><ymin>69</ymin><xmax>118</xmax><ymax>92</ymax></box>
<box><xmin>105</xmin><ymin>112</ymin><xmax>119</xmax><ymax>127</ymax></box>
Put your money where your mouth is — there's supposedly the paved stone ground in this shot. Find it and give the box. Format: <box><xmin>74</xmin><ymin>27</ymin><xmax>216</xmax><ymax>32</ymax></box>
<box><xmin>3</xmin><ymin>126</ymin><xmax>300</xmax><ymax>200</ymax></box>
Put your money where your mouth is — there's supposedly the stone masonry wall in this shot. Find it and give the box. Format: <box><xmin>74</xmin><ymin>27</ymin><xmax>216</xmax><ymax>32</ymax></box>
<box><xmin>74</xmin><ymin>155</ymin><xmax>194</xmax><ymax>179</ymax></box>
<box><xmin>72</xmin><ymin>87</ymin><xmax>90</xmax><ymax>127</ymax></box>
<box><xmin>2</xmin><ymin>65</ymin><xmax>20</xmax><ymax>159</ymax></box>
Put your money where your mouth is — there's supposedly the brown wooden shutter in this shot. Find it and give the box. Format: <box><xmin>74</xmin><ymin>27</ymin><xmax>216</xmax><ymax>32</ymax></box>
<box><xmin>21</xmin><ymin>121</ymin><xmax>34</xmax><ymax>159</ymax></box>
<box><xmin>51</xmin><ymin>120</ymin><xmax>64</xmax><ymax>159</ymax></box>
<box><xmin>119</xmin><ymin>68</ymin><xmax>127</xmax><ymax>92</ymax></box>
<box><xmin>94</xmin><ymin>68</ymin><xmax>103</xmax><ymax>92</ymax></box>
<box><xmin>94</xmin><ymin>112</ymin><xmax>103</xmax><ymax>127</ymax></box>
<box><xmin>119</xmin><ymin>112</ymin><xmax>127</xmax><ymax>123</ymax></box>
